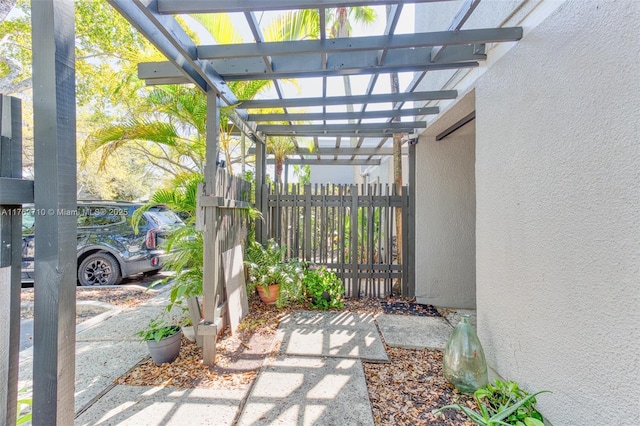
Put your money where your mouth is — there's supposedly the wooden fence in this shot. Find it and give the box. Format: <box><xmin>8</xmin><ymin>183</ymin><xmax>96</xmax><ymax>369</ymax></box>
<box><xmin>265</xmin><ymin>183</ymin><xmax>410</xmax><ymax>298</ymax></box>
<box><xmin>194</xmin><ymin>168</ymin><xmax>251</xmax><ymax>364</ymax></box>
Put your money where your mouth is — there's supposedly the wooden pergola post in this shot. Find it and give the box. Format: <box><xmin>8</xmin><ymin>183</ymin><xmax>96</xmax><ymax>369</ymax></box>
<box><xmin>31</xmin><ymin>0</ymin><xmax>77</xmax><ymax>423</ymax></box>
<box><xmin>254</xmin><ymin>138</ymin><xmax>267</xmax><ymax>243</ymax></box>
<box><xmin>198</xmin><ymin>90</ymin><xmax>221</xmax><ymax>365</ymax></box>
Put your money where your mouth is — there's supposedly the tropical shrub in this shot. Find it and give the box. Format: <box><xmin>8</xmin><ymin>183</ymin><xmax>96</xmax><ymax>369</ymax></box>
<box><xmin>302</xmin><ymin>264</ymin><xmax>345</xmax><ymax>309</ymax></box>
<box><xmin>433</xmin><ymin>379</ymin><xmax>550</xmax><ymax>426</ymax></box>
<box><xmin>244</xmin><ymin>239</ymin><xmax>304</xmax><ymax>307</ymax></box>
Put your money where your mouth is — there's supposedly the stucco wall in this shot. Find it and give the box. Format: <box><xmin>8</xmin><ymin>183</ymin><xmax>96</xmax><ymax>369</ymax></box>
<box><xmin>475</xmin><ymin>1</ymin><xmax>640</xmax><ymax>424</ymax></box>
<box><xmin>363</xmin><ymin>155</ymin><xmax>408</xmax><ymax>186</ymax></box>
<box><xmin>415</xmin><ymin>91</ymin><xmax>476</xmax><ymax>309</ymax></box>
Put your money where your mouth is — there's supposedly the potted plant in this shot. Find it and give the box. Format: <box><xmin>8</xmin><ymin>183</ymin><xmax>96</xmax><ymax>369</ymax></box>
<box><xmin>302</xmin><ymin>264</ymin><xmax>345</xmax><ymax>309</ymax></box>
<box><xmin>137</xmin><ymin>317</ymin><xmax>183</xmax><ymax>365</ymax></box>
<box><xmin>433</xmin><ymin>379</ymin><xmax>550</xmax><ymax>426</ymax></box>
<box><xmin>244</xmin><ymin>239</ymin><xmax>304</xmax><ymax>306</ymax></box>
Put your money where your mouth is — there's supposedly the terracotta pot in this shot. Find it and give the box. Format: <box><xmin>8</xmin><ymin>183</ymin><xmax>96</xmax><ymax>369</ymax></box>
<box><xmin>257</xmin><ymin>284</ymin><xmax>280</xmax><ymax>304</ymax></box>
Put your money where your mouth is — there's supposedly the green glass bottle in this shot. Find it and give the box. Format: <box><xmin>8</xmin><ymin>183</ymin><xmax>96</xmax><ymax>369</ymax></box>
<box><xmin>443</xmin><ymin>314</ymin><xmax>488</xmax><ymax>394</ymax></box>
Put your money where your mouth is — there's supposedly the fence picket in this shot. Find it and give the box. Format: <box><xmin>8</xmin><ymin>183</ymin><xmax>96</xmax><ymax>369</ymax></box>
<box><xmin>266</xmin><ymin>182</ymin><xmax>408</xmax><ymax>298</ymax></box>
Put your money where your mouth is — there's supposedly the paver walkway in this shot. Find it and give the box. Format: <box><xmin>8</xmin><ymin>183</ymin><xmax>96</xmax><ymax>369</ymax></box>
<box><xmin>20</xmin><ymin>288</ymin><xmax>463</xmax><ymax>425</ymax></box>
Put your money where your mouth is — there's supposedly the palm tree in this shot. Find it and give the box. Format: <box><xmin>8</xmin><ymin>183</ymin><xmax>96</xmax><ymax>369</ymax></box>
<box><xmin>267</xmin><ymin>136</ymin><xmax>296</xmax><ymax>184</ymax></box>
<box><xmin>281</xmin><ymin>7</ymin><xmax>376</xmax><ymax>182</ymax></box>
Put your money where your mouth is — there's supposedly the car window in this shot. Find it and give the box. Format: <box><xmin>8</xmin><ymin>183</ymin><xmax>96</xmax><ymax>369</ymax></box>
<box><xmin>81</xmin><ymin>207</ymin><xmax>126</xmax><ymax>227</ymax></box>
<box><xmin>22</xmin><ymin>209</ymin><xmax>35</xmax><ymax>232</ymax></box>
<box><xmin>145</xmin><ymin>210</ymin><xmax>184</xmax><ymax>228</ymax></box>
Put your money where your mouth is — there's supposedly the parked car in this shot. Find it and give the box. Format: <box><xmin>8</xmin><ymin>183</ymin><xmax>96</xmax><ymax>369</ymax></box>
<box><xmin>21</xmin><ymin>201</ymin><xmax>185</xmax><ymax>286</ymax></box>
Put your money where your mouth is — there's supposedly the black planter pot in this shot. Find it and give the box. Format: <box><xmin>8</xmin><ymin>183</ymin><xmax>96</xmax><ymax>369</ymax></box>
<box><xmin>311</xmin><ymin>291</ymin><xmax>331</xmax><ymax>306</ymax></box>
<box><xmin>146</xmin><ymin>327</ymin><xmax>182</xmax><ymax>365</ymax></box>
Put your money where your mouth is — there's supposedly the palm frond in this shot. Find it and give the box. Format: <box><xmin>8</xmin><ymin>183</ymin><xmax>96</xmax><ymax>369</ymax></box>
<box><xmin>192</xmin><ymin>13</ymin><xmax>243</xmax><ymax>44</ymax></box>
<box><xmin>263</xmin><ymin>10</ymin><xmax>320</xmax><ymax>41</ymax></box>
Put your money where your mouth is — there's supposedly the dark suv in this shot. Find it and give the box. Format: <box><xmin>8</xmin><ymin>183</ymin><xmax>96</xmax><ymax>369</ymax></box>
<box><xmin>21</xmin><ymin>201</ymin><xmax>185</xmax><ymax>286</ymax></box>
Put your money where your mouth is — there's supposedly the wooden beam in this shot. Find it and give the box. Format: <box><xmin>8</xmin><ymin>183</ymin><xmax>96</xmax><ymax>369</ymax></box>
<box><xmin>264</xmin><ymin>131</ymin><xmax>414</xmax><ymax>138</ymax></box>
<box><xmin>0</xmin><ymin>178</ymin><xmax>33</xmax><ymax>204</ymax></box>
<box><xmin>31</xmin><ymin>1</ymin><xmax>77</xmax><ymax>423</ymax></box>
<box><xmin>252</xmin><ymin>147</ymin><xmax>407</xmax><ymax>156</ymax></box>
<box><xmin>223</xmin><ymin>60</ymin><xmax>479</xmax><ymax>81</ymax></box>
<box><xmin>159</xmin><ymin>0</ymin><xmax>458</xmax><ymax>15</ymax></box>
<box><xmin>247</xmin><ymin>107</ymin><xmax>439</xmax><ymax>122</ymax></box>
<box><xmin>257</xmin><ymin>122</ymin><xmax>426</xmax><ymax>133</ymax></box>
<box><xmin>267</xmin><ymin>158</ymin><xmax>381</xmax><ymax>166</ymax></box>
<box><xmin>239</xmin><ymin>90</ymin><xmax>457</xmax><ymax>109</ymax></box>
<box><xmin>196</xmin><ymin>27</ymin><xmax>522</xmax><ymax>59</ymax></box>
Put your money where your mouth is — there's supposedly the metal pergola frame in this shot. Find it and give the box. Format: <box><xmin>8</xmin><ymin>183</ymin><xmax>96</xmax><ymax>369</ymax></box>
<box><xmin>5</xmin><ymin>1</ymin><xmax>524</xmax><ymax>424</ymax></box>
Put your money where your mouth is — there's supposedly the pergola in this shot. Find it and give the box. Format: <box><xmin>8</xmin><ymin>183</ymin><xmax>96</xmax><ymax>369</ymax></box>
<box><xmin>112</xmin><ymin>0</ymin><xmax>522</xmax><ymax>167</ymax></box>
<box><xmin>1</xmin><ymin>1</ymin><xmax>523</xmax><ymax>424</ymax></box>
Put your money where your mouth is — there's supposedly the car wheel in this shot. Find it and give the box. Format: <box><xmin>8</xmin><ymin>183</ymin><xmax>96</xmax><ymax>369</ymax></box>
<box><xmin>78</xmin><ymin>253</ymin><xmax>122</xmax><ymax>286</ymax></box>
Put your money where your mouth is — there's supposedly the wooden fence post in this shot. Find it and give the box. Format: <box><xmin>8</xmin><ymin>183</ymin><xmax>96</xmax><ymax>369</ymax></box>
<box><xmin>350</xmin><ymin>185</ymin><xmax>359</xmax><ymax>297</ymax></box>
<box><xmin>0</xmin><ymin>95</ymin><xmax>30</xmax><ymax>426</ymax></box>
<box><xmin>304</xmin><ymin>184</ymin><xmax>312</xmax><ymax>262</ymax></box>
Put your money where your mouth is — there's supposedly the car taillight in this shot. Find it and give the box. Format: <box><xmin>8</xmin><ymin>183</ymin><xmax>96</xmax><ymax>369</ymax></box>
<box><xmin>145</xmin><ymin>228</ymin><xmax>159</xmax><ymax>249</ymax></box>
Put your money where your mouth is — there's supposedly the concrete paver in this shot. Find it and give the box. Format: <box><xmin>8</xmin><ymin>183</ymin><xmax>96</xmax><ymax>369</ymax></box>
<box><xmin>376</xmin><ymin>314</ymin><xmax>453</xmax><ymax>350</ymax></box>
<box><xmin>276</xmin><ymin>310</ymin><xmax>388</xmax><ymax>362</ymax></box>
<box><xmin>75</xmin><ymin>386</ymin><xmax>247</xmax><ymax>426</ymax></box>
<box><xmin>20</xmin><ymin>285</ymin><xmax>468</xmax><ymax>425</ymax></box>
<box><xmin>237</xmin><ymin>356</ymin><xmax>374</xmax><ymax>426</ymax></box>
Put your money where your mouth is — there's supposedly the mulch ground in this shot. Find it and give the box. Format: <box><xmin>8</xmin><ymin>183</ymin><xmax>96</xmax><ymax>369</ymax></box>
<box><xmin>22</xmin><ymin>286</ymin><xmax>476</xmax><ymax>425</ymax></box>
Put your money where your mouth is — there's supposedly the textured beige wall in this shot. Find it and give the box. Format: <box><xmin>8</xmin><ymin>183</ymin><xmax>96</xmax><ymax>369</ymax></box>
<box><xmin>415</xmin><ymin>91</ymin><xmax>476</xmax><ymax>309</ymax></box>
<box><xmin>475</xmin><ymin>1</ymin><xmax>640</xmax><ymax>424</ymax></box>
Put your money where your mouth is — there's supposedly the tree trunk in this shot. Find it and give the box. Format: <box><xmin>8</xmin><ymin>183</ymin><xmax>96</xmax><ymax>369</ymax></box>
<box><xmin>387</xmin><ymin>6</ymin><xmax>403</xmax><ymax>281</ymax></box>
<box><xmin>275</xmin><ymin>157</ymin><xmax>284</xmax><ymax>184</ymax></box>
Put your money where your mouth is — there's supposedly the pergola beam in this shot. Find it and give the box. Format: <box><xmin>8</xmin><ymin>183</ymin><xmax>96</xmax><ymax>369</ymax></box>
<box><xmin>257</xmin><ymin>122</ymin><xmax>425</xmax><ymax>134</ymax></box>
<box><xmin>247</xmin><ymin>107</ymin><xmax>438</xmax><ymax>122</ymax></box>
<box><xmin>268</xmin><ymin>158</ymin><xmax>382</xmax><ymax>166</ymax></box>
<box><xmin>253</xmin><ymin>147</ymin><xmax>407</xmax><ymax>156</ymax></box>
<box><xmin>260</xmin><ymin>131</ymin><xmax>415</xmax><ymax>138</ymax></box>
<box><xmin>222</xmin><ymin>60</ymin><xmax>478</xmax><ymax>81</ymax></box>
<box><xmin>240</xmin><ymin>90</ymin><xmax>457</xmax><ymax>109</ymax></box>
<box><xmin>196</xmin><ymin>27</ymin><xmax>521</xmax><ymax>59</ymax></box>
<box><xmin>199</xmin><ymin>45</ymin><xmax>485</xmax><ymax>79</ymax></box>
<box><xmin>158</xmin><ymin>0</ymin><xmax>457</xmax><ymax>14</ymax></box>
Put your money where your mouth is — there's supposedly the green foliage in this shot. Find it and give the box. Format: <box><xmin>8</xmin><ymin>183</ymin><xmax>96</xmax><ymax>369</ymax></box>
<box><xmin>302</xmin><ymin>264</ymin><xmax>345</xmax><ymax>309</ymax></box>
<box><xmin>131</xmin><ymin>172</ymin><xmax>204</xmax><ymax>312</ymax></box>
<box><xmin>136</xmin><ymin>317</ymin><xmax>181</xmax><ymax>342</ymax></box>
<box><xmin>433</xmin><ymin>380</ymin><xmax>550</xmax><ymax>426</ymax></box>
<box><xmin>132</xmin><ymin>172</ymin><xmax>203</xmax><ymax>230</ymax></box>
<box><xmin>244</xmin><ymin>239</ymin><xmax>304</xmax><ymax>307</ymax></box>
<box><xmin>16</xmin><ymin>387</ymin><xmax>32</xmax><ymax>426</ymax></box>
<box><xmin>293</xmin><ymin>164</ymin><xmax>311</xmax><ymax>185</ymax></box>
<box><xmin>161</xmin><ymin>226</ymin><xmax>204</xmax><ymax>312</ymax></box>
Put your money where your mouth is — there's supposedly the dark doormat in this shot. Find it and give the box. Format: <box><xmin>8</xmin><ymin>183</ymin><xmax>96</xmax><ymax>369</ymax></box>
<box><xmin>380</xmin><ymin>300</ymin><xmax>441</xmax><ymax>317</ymax></box>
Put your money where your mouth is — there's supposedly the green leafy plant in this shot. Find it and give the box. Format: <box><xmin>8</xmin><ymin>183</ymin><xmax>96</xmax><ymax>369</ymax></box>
<box><xmin>433</xmin><ymin>380</ymin><xmax>550</xmax><ymax>426</ymax></box>
<box><xmin>16</xmin><ymin>388</ymin><xmax>32</xmax><ymax>426</ymax></box>
<box><xmin>302</xmin><ymin>264</ymin><xmax>345</xmax><ymax>309</ymax></box>
<box><xmin>244</xmin><ymin>239</ymin><xmax>304</xmax><ymax>307</ymax></box>
<box><xmin>136</xmin><ymin>317</ymin><xmax>181</xmax><ymax>342</ymax></box>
